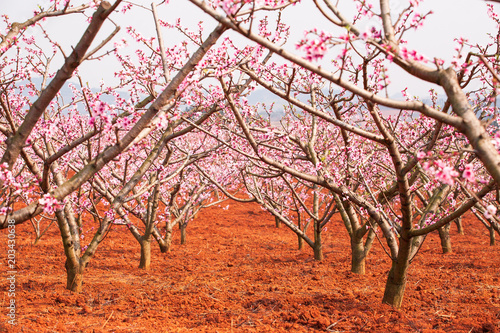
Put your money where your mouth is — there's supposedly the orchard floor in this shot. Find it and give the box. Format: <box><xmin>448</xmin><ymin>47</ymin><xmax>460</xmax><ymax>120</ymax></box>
<box><xmin>1</xmin><ymin>201</ymin><xmax>500</xmax><ymax>333</ymax></box>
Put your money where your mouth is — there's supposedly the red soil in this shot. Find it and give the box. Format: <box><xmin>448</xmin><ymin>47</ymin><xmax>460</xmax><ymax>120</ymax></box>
<box><xmin>1</xmin><ymin>201</ymin><xmax>499</xmax><ymax>332</ymax></box>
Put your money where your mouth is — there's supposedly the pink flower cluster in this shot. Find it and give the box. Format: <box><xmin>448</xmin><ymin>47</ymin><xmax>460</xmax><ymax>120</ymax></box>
<box><xmin>0</xmin><ymin>163</ymin><xmax>16</xmax><ymax>187</ymax></box>
<box><xmin>422</xmin><ymin>158</ymin><xmax>458</xmax><ymax>186</ymax></box>
<box><xmin>484</xmin><ymin>204</ymin><xmax>497</xmax><ymax>219</ymax></box>
<box><xmin>400</xmin><ymin>47</ymin><xmax>427</xmax><ymax>63</ymax></box>
<box><xmin>216</xmin><ymin>0</ymin><xmax>293</xmax><ymax>14</ymax></box>
<box><xmin>39</xmin><ymin>193</ymin><xmax>63</xmax><ymax>215</ymax></box>
<box><xmin>462</xmin><ymin>163</ymin><xmax>476</xmax><ymax>183</ymax></box>
<box><xmin>491</xmin><ymin>131</ymin><xmax>500</xmax><ymax>149</ymax></box>
<box><xmin>355</xmin><ymin>1</ymin><xmax>373</xmax><ymax>17</ymax></box>
<box><xmin>418</xmin><ymin>152</ymin><xmax>476</xmax><ymax>185</ymax></box>
<box><xmin>361</xmin><ymin>25</ymin><xmax>381</xmax><ymax>40</ymax></box>
<box><xmin>296</xmin><ymin>29</ymin><xmax>332</xmax><ymax>62</ymax></box>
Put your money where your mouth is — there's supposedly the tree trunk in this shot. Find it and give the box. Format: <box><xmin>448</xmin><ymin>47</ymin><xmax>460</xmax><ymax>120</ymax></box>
<box><xmin>65</xmin><ymin>260</ymin><xmax>84</xmax><ymax>293</ymax></box>
<box><xmin>454</xmin><ymin>217</ymin><xmax>464</xmax><ymax>235</ymax></box>
<box><xmin>351</xmin><ymin>239</ymin><xmax>366</xmax><ymax>275</ymax></box>
<box><xmin>489</xmin><ymin>226</ymin><xmax>496</xmax><ymax>246</ymax></box>
<box><xmin>382</xmin><ymin>264</ymin><xmax>408</xmax><ymax>308</ymax></box>
<box><xmin>56</xmin><ymin>208</ymin><xmax>84</xmax><ymax>293</ymax></box>
<box><xmin>382</xmin><ymin>238</ymin><xmax>411</xmax><ymax>308</ymax></box>
<box><xmin>438</xmin><ymin>223</ymin><xmax>452</xmax><ymax>254</ymax></box>
<box><xmin>313</xmin><ymin>221</ymin><xmax>323</xmax><ymax>261</ymax></box>
<box><xmin>297</xmin><ymin>235</ymin><xmax>303</xmax><ymax>250</ymax></box>
<box><xmin>275</xmin><ymin>216</ymin><xmax>281</xmax><ymax>228</ymax></box>
<box><xmin>139</xmin><ymin>238</ymin><xmax>151</xmax><ymax>270</ymax></box>
<box><xmin>313</xmin><ymin>243</ymin><xmax>323</xmax><ymax>261</ymax></box>
<box><xmin>180</xmin><ymin>224</ymin><xmax>187</xmax><ymax>245</ymax></box>
<box><xmin>161</xmin><ymin>225</ymin><xmax>173</xmax><ymax>253</ymax></box>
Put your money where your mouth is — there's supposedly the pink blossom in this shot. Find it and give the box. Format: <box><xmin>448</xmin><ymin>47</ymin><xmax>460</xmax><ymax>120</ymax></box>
<box><xmin>435</xmin><ymin>165</ymin><xmax>459</xmax><ymax>185</ymax></box>
<box><xmin>296</xmin><ymin>30</ymin><xmax>332</xmax><ymax>62</ymax></box>
<box><xmin>492</xmin><ymin>131</ymin><xmax>500</xmax><ymax>148</ymax></box>
<box><xmin>423</xmin><ymin>159</ymin><xmax>459</xmax><ymax>185</ymax></box>
<box><xmin>484</xmin><ymin>205</ymin><xmax>497</xmax><ymax>219</ymax></box>
<box><xmin>462</xmin><ymin>163</ymin><xmax>475</xmax><ymax>183</ymax></box>
<box><xmin>39</xmin><ymin>194</ymin><xmax>63</xmax><ymax>215</ymax></box>
<box><xmin>400</xmin><ymin>47</ymin><xmax>427</xmax><ymax>63</ymax></box>
<box><xmin>0</xmin><ymin>207</ymin><xmax>11</xmax><ymax>215</ymax></box>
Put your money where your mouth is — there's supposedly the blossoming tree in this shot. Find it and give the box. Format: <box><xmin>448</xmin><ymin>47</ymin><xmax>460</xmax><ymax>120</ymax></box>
<box><xmin>186</xmin><ymin>0</ymin><xmax>500</xmax><ymax>308</ymax></box>
<box><xmin>1</xmin><ymin>0</ymin><xmax>500</xmax><ymax>311</ymax></box>
<box><xmin>0</xmin><ymin>0</ymin><xmax>230</xmax><ymax>290</ymax></box>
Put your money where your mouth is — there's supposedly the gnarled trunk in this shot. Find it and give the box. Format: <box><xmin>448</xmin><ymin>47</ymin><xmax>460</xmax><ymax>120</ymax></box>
<box><xmin>313</xmin><ymin>220</ymin><xmax>323</xmax><ymax>261</ymax></box>
<box><xmin>162</xmin><ymin>225</ymin><xmax>174</xmax><ymax>253</ymax></box>
<box><xmin>438</xmin><ymin>223</ymin><xmax>452</xmax><ymax>254</ymax></box>
<box><xmin>313</xmin><ymin>243</ymin><xmax>323</xmax><ymax>261</ymax></box>
<box><xmin>156</xmin><ymin>222</ymin><xmax>174</xmax><ymax>253</ymax></box>
<box><xmin>382</xmin><ymin>263</ymin><xmax>408</xmax><ymax>308</ymax></box>
<box><xmin>65</xmin><ymin>260</ymin><xmax>84</xmax><ymax>293</ymax></box>
<box><xmin>139</xmin><ymin>238</ymin><xmax>151</xmax><ymax>270</ymax></box>
<box><xmin>297</xmin><ymin>235</ymin><xmax>304</xmax><ymax>250</ymax></box>
<box><xmin>180</xmin><ymin>224</ymin><xmax>187</xmax><ymax>245</ymax></box>
<box><xmin>275</xmin><ymin>216</ymin><xmax>281</xmax><ymax>228</ymax></box>
<box><xmin>382</xmin><ymin>238</ymin><xmax>411</xmax><ymax>308</ymax></box>
<box><xmin>351</xmin><ymin>239</ymin><xmax>366</xmax><ymax>275</ymax></box>
<box><xmin>489</xmin><ymin>226</ymin><xmax>496</xmax><ymax>246</ymax></box>
<box><xmin>454</xmin><ymin>217</ymin><xmax>464</xmax><ymax>235</ymax></box>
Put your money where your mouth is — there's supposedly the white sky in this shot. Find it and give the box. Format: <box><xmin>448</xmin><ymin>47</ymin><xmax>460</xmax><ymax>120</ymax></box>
<box><xmin>1</xmin><ymin>0</ymin><xmax>498</xmax><ymax>97</ymax></box>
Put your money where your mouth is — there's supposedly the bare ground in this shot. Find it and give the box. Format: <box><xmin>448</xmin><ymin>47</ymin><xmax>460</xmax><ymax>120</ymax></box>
<box><xmin>1</xmin><ymin>201</ymin><xmax>499</xmax><ymax>332</ymax></box>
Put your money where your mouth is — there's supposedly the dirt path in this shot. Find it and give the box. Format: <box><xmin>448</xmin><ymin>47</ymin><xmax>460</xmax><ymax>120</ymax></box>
<box><xmin>1</xmin><ymin>201</ymin><xmax>499</xmax><ymax>332</ymax></box>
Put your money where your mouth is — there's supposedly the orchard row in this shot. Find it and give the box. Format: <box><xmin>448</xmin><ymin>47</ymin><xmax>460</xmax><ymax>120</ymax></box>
<box><xmin>1</xmin><ymin>0</ymin><xmax>499</xmax><ymax>309</ymax></box>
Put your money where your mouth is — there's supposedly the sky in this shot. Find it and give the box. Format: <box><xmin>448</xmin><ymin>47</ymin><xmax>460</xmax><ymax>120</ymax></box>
<box><xmin>1</xmin><ymin>0</ymin><xmax>499</xmax><ymax>97</ymax></box>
